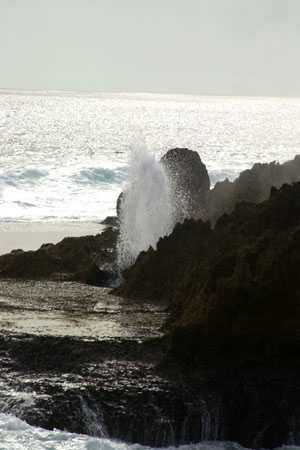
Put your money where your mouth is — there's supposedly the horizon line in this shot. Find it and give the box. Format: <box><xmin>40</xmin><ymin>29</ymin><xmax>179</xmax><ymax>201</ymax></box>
<box><xmin>0</xmin><ymin>87</ymin><xmax>299</xmax><ymax>102</ymax></box>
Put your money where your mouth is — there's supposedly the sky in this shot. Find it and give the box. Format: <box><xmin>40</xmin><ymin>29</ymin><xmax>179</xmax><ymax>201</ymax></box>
<box><xmin>1</xmin><ymin>0</ymin><xmax>300</xmax><ymax>96</ymax></box>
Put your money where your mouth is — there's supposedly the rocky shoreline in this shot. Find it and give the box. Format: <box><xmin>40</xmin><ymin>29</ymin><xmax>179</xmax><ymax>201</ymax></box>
<box><xmin>1</xmin><ymin>284</ymin><xmax>300</xmax><ymax>448</ymax></box>
<box><xmin>0</xmin><ymin>317</ymin><xmax>300</xmax><ymax>448</ymax></box>
<box><xmin>1</xmin><ymin>149</ymin><xmax>300</xmax><ymax>448</ymax></box>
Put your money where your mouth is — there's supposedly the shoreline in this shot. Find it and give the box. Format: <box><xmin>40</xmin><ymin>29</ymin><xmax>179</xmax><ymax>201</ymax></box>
<box><xmin>0</xmin><ymin>221</ymin><xmax>104</xmax><ymax>255</ymax></box>
<box><xmin>0</xmin><ymin>152</ymin><xmax>300</xmax><ymax>448</ymax></box>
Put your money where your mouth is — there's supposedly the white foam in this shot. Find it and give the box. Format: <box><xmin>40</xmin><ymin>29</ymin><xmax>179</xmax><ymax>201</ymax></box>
<box><xmin>0</xmin><ymin>413</ymin><xmax>298</xmax><ymax>450</ymax></box>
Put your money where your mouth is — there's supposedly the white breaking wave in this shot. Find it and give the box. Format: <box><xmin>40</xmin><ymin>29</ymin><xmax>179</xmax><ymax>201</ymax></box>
<box><xmin>73</xmin><ymin>167</ymin><xmax>128</xmax><ymax>186</ymax></box>
<box><xmin>117</xmin><ymin>145</ymin><xmax>175</xmax><ymax>269</ymax></box>
<box><xmin>0</xmin><ymin>165</ymin><xmax>126</xmax><ymax>222</ymax></box>
<box><xmin>0</xmin><ymin>413</ymin><xmax>298</xmax><ymax>450</ymax></box>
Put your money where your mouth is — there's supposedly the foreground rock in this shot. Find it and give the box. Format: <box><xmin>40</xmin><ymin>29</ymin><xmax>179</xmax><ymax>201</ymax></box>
<box><xmin>1</xmin><ymin>280</ymin><xmax>300</xmax><ymax>448</ymax></box>
<box><xmin>116</xmin><ymin>182</ymin><xmax>300</xmax><ymax>358</ymax></box>
<box><xmin>0</xmin><ymin>227</ymin><xmax>118</xmax><ymax>284</ymax></box>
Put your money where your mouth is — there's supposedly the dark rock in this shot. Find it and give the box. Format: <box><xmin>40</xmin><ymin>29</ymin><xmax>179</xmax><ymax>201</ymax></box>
<box><xmin>209</xmin><ymin>155</ymin><xmax>300</xmax><ymax>224</ymax></box>
<box><xmin>115</xmin><ymin>219</ymin><xmax>213</xmax><ymax>302</ymax></box>
<box><xmin>112</xmin><ymin>176</ymin><xmax>300</xmax><ymax>447</ymax></box>
<box><xmin>161</xmin><ymin>148</ymin><xmax>210</xmax><ymax>221</ymax></box>
<box><xmin>10</xmin><ymin>249</ymin><xmax>24</xmax><ymax>254</ymax></box>
<box><xmin>40</xmin><ymin>243</ymin><xmax>54</xmax><ymax>250</ymax></box>
<box><xmin>72</xmin><ymin>262</ymin><xmax>118</xmax><ymax>287</ymax></box>
<box><xmin>116</xmin><ymin>191</ymin><xmax>124</xmax><ymax>217</ymax></box>
<box><xmin>0</xmin><ymin>227</ymin><xmax>118</xmax><ymax>282</ymax></box>
<box><xmin>116</xmin><ymin>182</ymin><xmax>300</xmax><ymax>360</ymax></box>
<box><xmin>100</xmin><ymin>216</ymin><xmax>119</xmax><ymax>227</ymax></box>
<box><xmin>1</xmin><ymin>332</ymin><xmax>300</xmax><ymax>449</ymax></box>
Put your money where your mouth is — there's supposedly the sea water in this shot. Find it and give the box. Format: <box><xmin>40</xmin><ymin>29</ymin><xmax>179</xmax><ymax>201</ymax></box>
<box><xmin>0</xmin><ymin>413</ymin><xmax>298</xmax><ymax>450</ymax></box>
<box><xmin>0</xmin><ymin>90</ymin><xmax>300</xmax><ymax>223</ymax></box>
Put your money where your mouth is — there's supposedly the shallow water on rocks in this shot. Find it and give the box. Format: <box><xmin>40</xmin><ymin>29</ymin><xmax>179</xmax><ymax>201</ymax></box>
<box><xmin>0</xmin><ymin>281</ymin><xmax>167</xmax><ymax>339</ymax></box>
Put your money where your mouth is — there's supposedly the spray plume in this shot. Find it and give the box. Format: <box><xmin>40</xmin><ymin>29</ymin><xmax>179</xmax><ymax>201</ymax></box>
<box><xmin>118</xmin><ymin>145</ymin><xmax>175</xmax><ymax>270</ymax></box>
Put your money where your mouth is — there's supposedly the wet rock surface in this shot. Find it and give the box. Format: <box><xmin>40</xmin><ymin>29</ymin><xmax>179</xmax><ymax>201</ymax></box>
<box><xmin>0</xmin><ymin>281</ymin><xmax>298</xmax><ymax>448</ymax></box>
<box><xmin>0</xmin><ymin>281</ymin><xmax>167</xmax><ymax>338</ymax></box>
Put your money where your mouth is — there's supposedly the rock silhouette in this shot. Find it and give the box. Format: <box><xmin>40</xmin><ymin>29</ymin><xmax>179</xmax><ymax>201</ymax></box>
<box><xmin>117</xmin><ymin>181</ymin><xmax>300</xmax><ymax>356</ymax></box>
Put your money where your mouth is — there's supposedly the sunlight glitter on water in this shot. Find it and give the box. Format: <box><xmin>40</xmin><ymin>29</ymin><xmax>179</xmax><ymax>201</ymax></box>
<box><xmin>0</xmin><ymin>92</ymin><xmax>300</xmax><ymax>222</ymax></box>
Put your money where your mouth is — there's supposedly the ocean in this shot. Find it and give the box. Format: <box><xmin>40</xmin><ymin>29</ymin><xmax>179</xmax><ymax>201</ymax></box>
<box><xmin>0</xmin><ymin>90</ymin><xmax>300</xmax><ymax>224</ymax></box>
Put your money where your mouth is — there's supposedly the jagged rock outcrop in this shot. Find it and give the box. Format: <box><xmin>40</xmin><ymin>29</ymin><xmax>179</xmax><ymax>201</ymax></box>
<box><xmin>117</xmin><ymin>150</ymin><xmax>300</xmax><ymax>228</ymax></box>
<box><xmin>116</xmin><ymin>182</ymin><xmax>300</xmax><ymax>360</ymax></box>
<box><xmin>0</xmin><ymin>227</ymin><xmax>118</xmax><ymax>283</ymax></box>
<box><xmin>161</xmin><ymin>148</ymin><xmax>210</xmax><ymax>221</ymax></box>
<box><xmin>116</xmin><ymin>219</ymin><xmax>213</xmax><ymax>303</ymax></box>
<box><xmin>209</xmin><ymin>155</ymin><xmax>300</xmax><ymax>223</ymax></box>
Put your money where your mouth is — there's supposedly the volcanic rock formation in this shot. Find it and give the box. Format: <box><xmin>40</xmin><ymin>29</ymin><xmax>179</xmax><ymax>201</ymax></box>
<box><xmin>116</xmin><ymin>182</ymin><xmax>300</xmax><ymax>361</ymax></box>
<box><xmin>0</xmin><ymin>227</ymin><xmax>118</xmax><ymax>283</ymax></box>
<box><xmin>209</xmin><ymin>155</ymin><xmax>300</xmax><ymax>223</ymax></box>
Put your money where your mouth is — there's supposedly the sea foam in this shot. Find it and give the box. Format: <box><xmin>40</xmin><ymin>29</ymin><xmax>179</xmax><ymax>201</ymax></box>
<box><xmin>0</xmin><ymin>413</ymin><xmax>298</xmax><ymax>450</ymax></box>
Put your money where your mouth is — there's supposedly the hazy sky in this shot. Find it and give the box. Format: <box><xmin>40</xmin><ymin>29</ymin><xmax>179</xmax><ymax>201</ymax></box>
<box><xmin>1</xmin><ymin>0</ymin><xmax>300</xmax><ymax>96</ymax></box>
